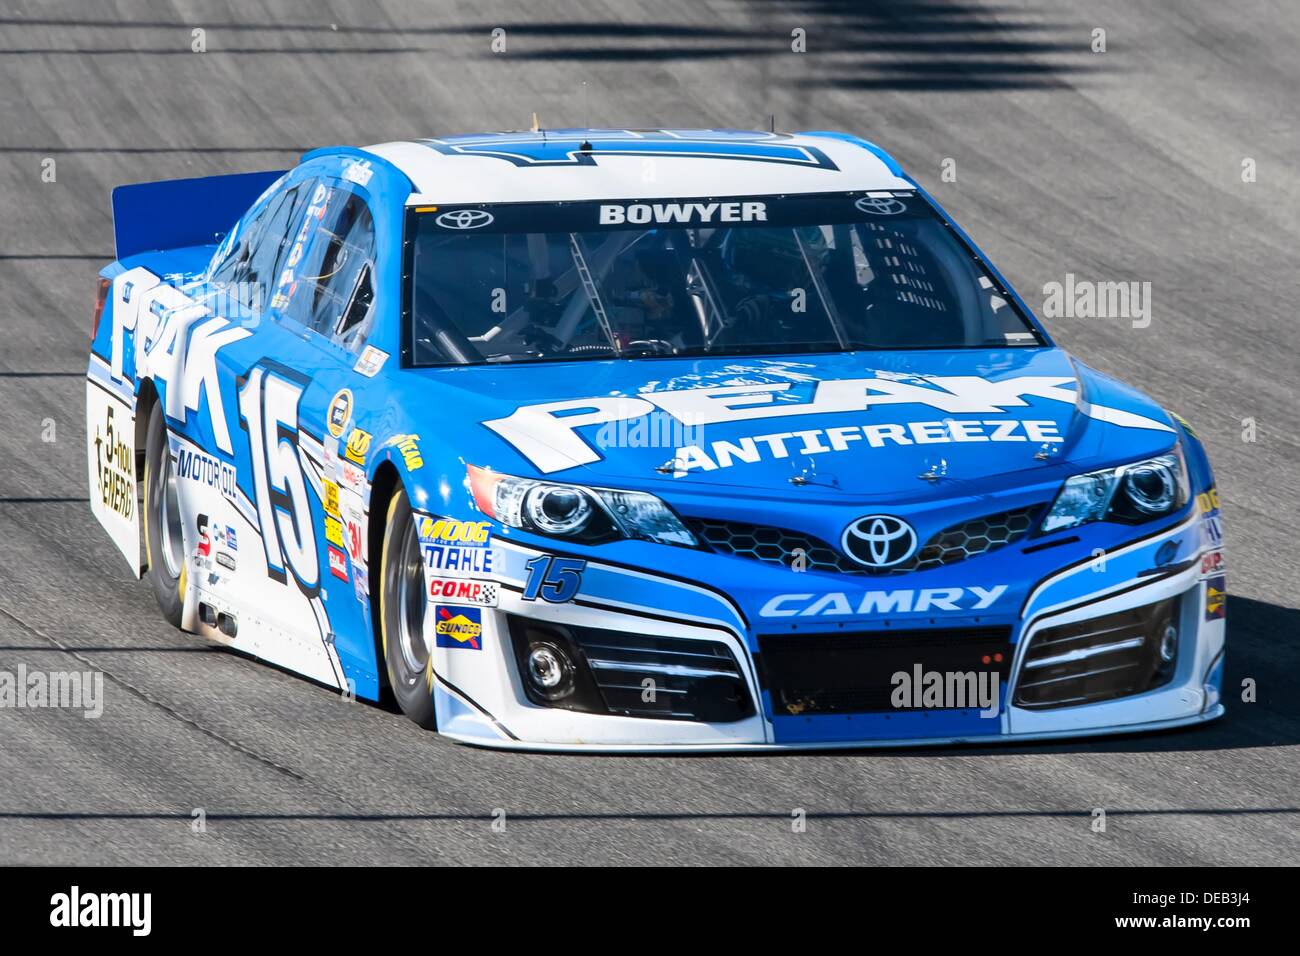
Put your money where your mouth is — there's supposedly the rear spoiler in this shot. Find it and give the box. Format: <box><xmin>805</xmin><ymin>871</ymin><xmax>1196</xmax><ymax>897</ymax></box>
<box><xmin>110</xmin><ymin>169</ymin><xmax>286</xmax><ymax>261</ymax></box>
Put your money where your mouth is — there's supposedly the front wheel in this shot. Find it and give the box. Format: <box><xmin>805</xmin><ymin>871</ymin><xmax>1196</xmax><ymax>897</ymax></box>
<box><xmin>379</xmin><ymin>486</ymin><xmax>438</xmax><ymax>729</ymax></box>
<box><xmin>142</xmin><ymin>402</ymin><xmax>186</xmax><ymax>627</ymax></box>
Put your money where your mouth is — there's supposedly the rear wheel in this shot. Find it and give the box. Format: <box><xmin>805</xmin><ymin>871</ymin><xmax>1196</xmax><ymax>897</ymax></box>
<box><xmin>142</xmin><ymin>402</ymin><xmax>185</xmax><ymax>628</ymax></box>
<box><xmin>379</xmin><ymin>486</ymin><xmax>437</xmax><ymax>729</ymax></box>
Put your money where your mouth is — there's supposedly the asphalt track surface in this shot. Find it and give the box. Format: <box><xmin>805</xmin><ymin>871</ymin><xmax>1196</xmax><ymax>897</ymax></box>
<box><xmin>0</xmin><ymin>0</ymin><xmax>1297</xmax><ymax>866</ymax></box>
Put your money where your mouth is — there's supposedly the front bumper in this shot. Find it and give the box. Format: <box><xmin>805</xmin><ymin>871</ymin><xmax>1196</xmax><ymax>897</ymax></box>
<box><xmin>428</xmin><ymin>512</ymin><xmax>1226</xmax><ymax>751</ymax></box>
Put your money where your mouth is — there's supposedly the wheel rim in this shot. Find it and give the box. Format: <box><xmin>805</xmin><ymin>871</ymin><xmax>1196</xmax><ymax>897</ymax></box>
<box><xmin>156</xmin><ymin>448</ymin><xmax>184</xmax><ymax>579</ymax></box>
<box><xmin>395</xmin><ymin>519</ymin><xmax>428</xmax><ymax>677</ymax></box>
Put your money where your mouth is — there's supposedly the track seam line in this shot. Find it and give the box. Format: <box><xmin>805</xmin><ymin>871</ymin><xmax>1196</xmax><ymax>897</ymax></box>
<box><xmin>0</xmin><ymin>602</ymin><xmax>306</xmax><ymax>781</ymax></box>
<box><xmin>0</xmin><ymin>603</ymin><xmax>462</xmax><ymax>860</ymax></box>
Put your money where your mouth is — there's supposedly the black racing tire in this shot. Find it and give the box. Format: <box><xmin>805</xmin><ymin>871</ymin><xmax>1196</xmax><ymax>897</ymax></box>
<box><xmin>142</xmin><ymin>402</ymin><xmax>185</xmax><ymax>628</ymax></box>
<box><xmin>379</xmin><ymin>486</ymin><xmax>438</xmax><ymax>730</ymax></box>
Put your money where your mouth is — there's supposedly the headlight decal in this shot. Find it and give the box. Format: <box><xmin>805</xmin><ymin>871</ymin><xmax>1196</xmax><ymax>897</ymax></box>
<box><xmin>1041</xmin><ymin>445</ymin><xmax>1188</xmax><ymax>534</ymax></box>
<box><xmin>467</xmin><ymin>465</ymin><xmax>697</xmax><ymax>548</ymax></box>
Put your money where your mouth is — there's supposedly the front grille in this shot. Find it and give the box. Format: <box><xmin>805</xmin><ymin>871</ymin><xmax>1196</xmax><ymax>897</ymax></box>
<box><xmin>689</xmin><ymin>505</ymin><xmax>1041</xmax><ymax>575</ymax></box>
<box><xmin>1013</xmin><ymin>597</ymin><xmax>1180</xmax><ymax>709</ymax></box>
<box><xmin>758</xmin><ymin>627</ymin><xmax>1013</xmax><ymax>716</ymax></box>
<box><xmin>507</xmin><ymin>616</ymin><xmax>753</xmax><ymax>722</ymax></box>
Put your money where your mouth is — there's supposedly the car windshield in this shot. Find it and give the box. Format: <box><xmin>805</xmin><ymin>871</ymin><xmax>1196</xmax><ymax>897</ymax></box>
<box><xmin>407</xmin><ymin>191</ymin><xmax>1041</xmax><ymax>365</ymax></box>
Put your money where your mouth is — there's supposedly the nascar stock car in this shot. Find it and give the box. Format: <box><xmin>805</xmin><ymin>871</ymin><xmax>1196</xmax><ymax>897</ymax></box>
<box><xmin>86</xmin><ymin>128</ymin><xmax>1226</xmax><ymax>751</ymax></box>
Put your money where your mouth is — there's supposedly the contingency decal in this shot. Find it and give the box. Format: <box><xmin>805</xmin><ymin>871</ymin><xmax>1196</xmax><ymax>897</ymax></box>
<box><xmin>324</xmin><ymin>514</ymin><xmax>346</xmax><ymax>549</ymax></box>
<box><xmin>390</xmin><ymin>434</ymin><xmax>423</xmax><ymax>470</ymax></box>
<box><xmin>193</xmin><ymin>513</ymin><xmax>239</xmax><ymax>580</ymax></box>
<box><xmin>1200</xmin><ymin>550</ymin><xmax>1225</xmax><ymax>577</ymax></box>
<box><xmin>312</xmin><ymin>437</ymin><xmax>370</xmax><ymax>603</ymax></box>
<box><xmin>428</xmin><ymin>578</ymin><xmax>499</xmax><ymax>607</ymax></box>
<box><xmin>327</xmin><ymin>388</ymin><xmax>353</xmax><ymax>438</ymax></box>
<box><xmin>272</xmin><ymin>182</ymin><xmax>331</xmax><ymax>312</ymax></box>
<box><xmin>1198</xmin><ymin>486</ymin><xmax>1224</xmax><ymax>549</ymax></box>
<box><xmin>1172</xmin><ymin>411</ymin><xmax>1198</xmax><ymax>438</ymax></box>
<box><xmin>353</xmin><ymin>345</ymin><xmax>388</xmax><ymax>377</ymax></box>
<box><xmin>434</xmin><ymin>605</ymin><xmax>484</xmax><ymax>650</ymax></box>
<box><xmin>322</xmin><ymin>478</ymin><xmax>341</xmax><ymax>517</ymax></box>
<box><xmin>419</xmin><ymin>517</ymin><xmax>494</xmax><ymax>576</ymax></box>
<box><xmin>328</xmin><ymin>546</ymin><xmax>349</xmax><ymax>582</ymax></box>
<box><xmin>88</xmin><ymin>394</ymin><xmax>135</xmax><ymax>524</ymax></box>
<box><xmin>342</xmin><ymin>158</ymin><xmax>374</xmax><ymax>187</ymax></box>
<box><xmin>484</xmin><ymin>376</ymin><xmax>1175</xmax><ymax>475</ymax></box>
<box><xmin>1204</xmin><ymin>576</ymin><xmax>1227</xmax><ymax>621</ymax></box>
<box><xmin>344</xmin><ymin>427</ymin><xmax>371</xmax><ymax>465</ymax></box>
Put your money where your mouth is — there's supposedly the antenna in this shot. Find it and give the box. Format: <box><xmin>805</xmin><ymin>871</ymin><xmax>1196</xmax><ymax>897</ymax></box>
<box><xmin>768</xmin><ymin>114</ymin><xmax>776</xmax><ymax>133</ymax></box>
<box><xmin>582</xmin><ymin>80</ymin><xmax>589</xmax><ymax>130</ymax></box>
<box><xmin>531</xmin><ymin>112</ymin><xmax>540</xmax><ymax>133</ymax></box>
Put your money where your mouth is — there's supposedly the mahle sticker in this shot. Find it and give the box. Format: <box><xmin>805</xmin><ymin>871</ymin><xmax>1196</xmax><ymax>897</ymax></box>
<box><xmin>424</xmin><ymin>544</ymin><xmax>493</xmax><ymax>575</ymax></box>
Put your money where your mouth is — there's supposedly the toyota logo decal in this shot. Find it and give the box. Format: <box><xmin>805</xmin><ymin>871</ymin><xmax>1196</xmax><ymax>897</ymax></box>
<box><xmin>842</xmin><ymin>515</ymin><xmax>918</xmax><ymax>569</ymax></box>
<box><xmin>855</xmin><ymin>196</ymin><xmax>907</xmax><ymax>216</ymax></box>
<box><xmin>435</xmin><ymin>208</ymin><xmax>494</xmax><ymax>230</ymax></box>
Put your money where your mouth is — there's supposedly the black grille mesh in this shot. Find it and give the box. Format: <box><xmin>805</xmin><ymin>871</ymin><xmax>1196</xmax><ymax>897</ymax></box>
<box><xmin>759</xmin><ymin>627</ymin><xmax>1014</xmax><ymax>715</ymax></box>
<box><xmin>688</xmin><ymin>505</ymin><xmax>1042</xmax><ymax>575</ymax></box>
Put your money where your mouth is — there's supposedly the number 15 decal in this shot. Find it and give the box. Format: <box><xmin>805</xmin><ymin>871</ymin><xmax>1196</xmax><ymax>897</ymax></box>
<box><xmin>523</xmin><ymin>556</ymin><xmax>586</xmax><ymax>603</ymax></box>
<box><xmin>239</xmin><ymin>365</ymin><xmax>319</xmax><ymax>594</ymax></box>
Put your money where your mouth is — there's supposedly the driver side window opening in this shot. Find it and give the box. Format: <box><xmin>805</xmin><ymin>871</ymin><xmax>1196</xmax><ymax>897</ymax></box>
<box><xmin>208</xmin><ymin>180</ymin><xmax>313</xmax><ymax>317</ymax></box>
<box><xmin>274</xmin><ymin>180</ymin><xmax>378</xmax><ymax>353</ymax></box>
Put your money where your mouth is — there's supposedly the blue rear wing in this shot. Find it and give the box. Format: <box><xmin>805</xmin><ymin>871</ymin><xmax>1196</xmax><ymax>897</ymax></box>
<box><xmin>110</xmin><ymin>169</ymin><xmax>286</xmax><ymax>261</ymax></box>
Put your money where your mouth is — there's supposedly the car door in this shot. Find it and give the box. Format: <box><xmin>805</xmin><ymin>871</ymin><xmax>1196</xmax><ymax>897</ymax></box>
<box><xmin>171</xmin><ymin>172</ymin><xmax>355</xmax><ymax>689</ymax></box>
<box><xmin>242</xmin><ymin>176</ymin><xmax>383</xmax><ymax>681</ymax></box>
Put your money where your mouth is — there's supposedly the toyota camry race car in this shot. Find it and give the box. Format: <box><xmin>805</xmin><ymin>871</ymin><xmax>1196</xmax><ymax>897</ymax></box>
<box><xmin>87</xmin><ymin>129</ymin><xmax>1226</xmax><ymax>750</ymax></box>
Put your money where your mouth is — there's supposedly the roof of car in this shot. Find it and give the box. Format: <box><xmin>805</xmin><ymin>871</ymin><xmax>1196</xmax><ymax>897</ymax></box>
<box><xmin>362</xmin><ymin>129</ymin><xmax>913</xmax><ymax>205</ymax></box>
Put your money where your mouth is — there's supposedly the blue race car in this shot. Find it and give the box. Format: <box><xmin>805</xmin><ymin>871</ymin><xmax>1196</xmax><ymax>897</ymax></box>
<box><xmin>87</xmin><ymin>129</ymin><xmax>1225</xmax><ymax>750</ymax></box>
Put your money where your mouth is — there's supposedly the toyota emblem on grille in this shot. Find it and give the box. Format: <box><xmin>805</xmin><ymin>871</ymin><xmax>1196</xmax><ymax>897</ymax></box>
<box><xmin>435</xmin><ymin>208</ymin><xmax>494</xmax><ymax>230</ymax></box>
<box><xmin>842</xmin><ymin>515</ymin><xmax>918</xmax><ymax>569</ymax></box>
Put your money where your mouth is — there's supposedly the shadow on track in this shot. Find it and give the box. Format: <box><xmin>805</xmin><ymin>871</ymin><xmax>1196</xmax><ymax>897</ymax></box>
<box><xmin>0</xmin><ymin>3</ymin><xmax>1111</xmax><ymax>91</ymax></box>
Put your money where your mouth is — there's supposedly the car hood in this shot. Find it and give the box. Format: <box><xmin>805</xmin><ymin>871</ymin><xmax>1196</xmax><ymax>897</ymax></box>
<box><xmin>417</xmin><ymin>348</ymin><xmax>1179</xmax><ymax>501</ymax></box>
